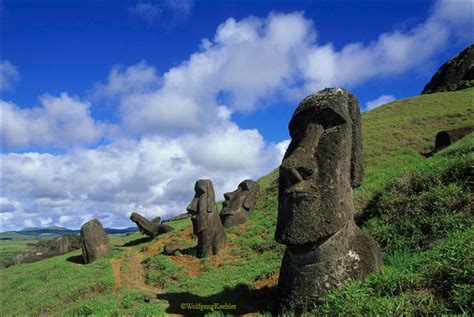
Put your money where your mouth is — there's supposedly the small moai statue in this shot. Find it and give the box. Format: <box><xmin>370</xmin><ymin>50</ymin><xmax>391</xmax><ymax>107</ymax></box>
<box><xmin>187</xmin><ymin>179</ymin><xmax>227</xmax><ymax>258</ymax></box>
<box><xmin>220</xmin><ymin>179</ymin><xmax>260</xmax><ymax>227</ymax></box>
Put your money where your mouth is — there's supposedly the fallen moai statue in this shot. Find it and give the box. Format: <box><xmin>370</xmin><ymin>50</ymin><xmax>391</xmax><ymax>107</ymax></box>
<box><xmin>130</xmin><ymin>212</ymin><xmax>174</xmax><ymax>238</ymax></box>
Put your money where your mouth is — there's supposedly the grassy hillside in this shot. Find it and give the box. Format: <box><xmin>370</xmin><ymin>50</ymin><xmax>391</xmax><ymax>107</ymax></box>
<box><xmin>0</xmin><ymin>89</ymin><xmax>472</xmax><ymax>316</ymax></box>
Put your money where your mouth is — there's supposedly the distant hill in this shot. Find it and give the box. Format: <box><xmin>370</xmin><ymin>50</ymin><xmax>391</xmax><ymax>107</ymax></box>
<box><xmin>1</xmin><ymin>226</ymin><xmax>138</xmax><ymax>237</ymax></box>
<box><xmin>19</xmin><ymin>227</ymin><xmax>41</xmax><ymax>232</ymax></box>
<box><xmin>44</xmin><ymin>226</ymin><xmax>67</xmax><ymax>230</ymax></box>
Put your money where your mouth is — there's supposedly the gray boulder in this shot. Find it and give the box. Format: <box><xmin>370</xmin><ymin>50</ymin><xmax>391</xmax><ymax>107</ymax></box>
<box><xmin>163</xmin><ymin>241</ymin><xmax>185</xmax><ymax>255</ymax></box>
<box><xmin>80</xmin><ymin>219</ymin><xmax>112</xmax><ymax>264</ymax></box>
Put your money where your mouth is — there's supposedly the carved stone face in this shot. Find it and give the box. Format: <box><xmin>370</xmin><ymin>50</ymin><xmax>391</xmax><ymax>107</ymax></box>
<box><xmin>220</xmin><ymin>179</ymin><xmax>260</xmax><ymax>227</ymax></box>
<box><xmin>275</xmin><ymin>88</ymin><xmax>363</xmax><ymax>245</ymax></box>
<box><xmin>186</xmin><ymin>179</ymin><xmax>217</xmax><ymax>233</ymax></box>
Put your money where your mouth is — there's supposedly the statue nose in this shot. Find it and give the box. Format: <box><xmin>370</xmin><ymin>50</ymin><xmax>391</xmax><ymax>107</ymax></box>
<box><xmin>281</xmin><ymin>165</ymin><xmax>303</xmax><ymax>186</ymax></box>
<box><xmin>224</xmin><ymin>189</ymin><xmax>237</xmax><ymax>200</ymax></box>
<box><xmin>186</xmin><ymin>199</ymin><xmax>197</xmax><ymax>213</ymax></box>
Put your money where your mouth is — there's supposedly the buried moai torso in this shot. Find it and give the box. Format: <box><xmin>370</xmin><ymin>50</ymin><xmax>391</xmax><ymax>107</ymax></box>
<box><xmin>130</xmin><ymin>212</ymin><xmax>174</xmax><ymax>238</ymax></box>
<box><xmin>220</xmin><ymin>179</ymin><xmax>260</xmax><ymax>227</ymax></box>
<box><xmin>80</xmin><ymin>219</ymin><xmax>112</xmax><ymax>264</ymax></box>
<box><xmin>275</xmin><ymin>88</ymin><xmax>383</xmax><ymax>311</ymax></box>
<box><xmin>187</xmin><ymin>179</ymin><xmax>227</xmax><ymax>258</ymax></box>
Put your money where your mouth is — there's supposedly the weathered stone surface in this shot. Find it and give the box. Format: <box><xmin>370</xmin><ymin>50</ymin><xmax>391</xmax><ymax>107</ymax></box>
<box><xmin>163</xmin><ymin>240</ymin><xmax>185</xmax><ymax>255</ymax></box>
<box><xmin>130</xmin><ymin>212</ymin><xmax>174</xmax><ymax>238</ymax></box>
<box><xmin>422</xmin><ymin>44</ymin><xmax>474</xmax><ymax>94</ymax></box>
<box><xmin>275</xmin><ymin>88</ymin><xmax>383</xmax><ymax>312</ymax></box>
<box><xmin>220</xmin><ymin>179</ymin><xmax>260</xmax><ymax>227</ymax></box>
<box><xmin>187</xmin><ymin>179</ymin><xmax>227</xmax><ymax>258</ymax></box>
<box><xmin>80</xmin><ymin>219</ymin><xmax>112</xmax><ymax>264</ymax></box>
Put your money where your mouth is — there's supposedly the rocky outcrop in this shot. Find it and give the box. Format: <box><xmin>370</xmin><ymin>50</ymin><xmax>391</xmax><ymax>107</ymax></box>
<box><xmin>220</xmin><ymin>179</ymin><xmax>260</xmax><ymax>227</ymax></box>
<box><xmin>422</xmin><ymin>45</ymin><xmax>474</xmax><ymax>94</ymax></box>
<box><xmin>130</xmin><ymin>212</ymin><xmax>174</xmax><ymax>238</ymax></box>
<box><xmin>187</xmin><ymin>179</ymin><xmax>227</xmax><ymax>258</ymax></box>
<box><xmin>275</xmin><ymin>88</ymin><xmax>383</xmax><ymax>312</ymax></box>
<box><xmin>80</xmin><ymin>219</ymin><xmax>112</xmax><ymax>264</ymax></box>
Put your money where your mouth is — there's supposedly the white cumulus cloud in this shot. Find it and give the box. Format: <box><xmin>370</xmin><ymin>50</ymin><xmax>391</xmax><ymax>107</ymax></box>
<box><xmin>1</xmin><ymin>93</ymin><xmax>104</xmax><ymax>148</ymax></box>
<box><xmin>0</xmin><ymin>60</ymin><xmax>19</xmax><ymax>91</ymax></box>
<box><xmin>1</xmin><ymin>124</ymin><xmax>285</xmax><ymax>229</ymax></box>
<box><xmin>365</xmin><ymin>95</ymin><xmax>396</xmax><ymax>111</ymax></box>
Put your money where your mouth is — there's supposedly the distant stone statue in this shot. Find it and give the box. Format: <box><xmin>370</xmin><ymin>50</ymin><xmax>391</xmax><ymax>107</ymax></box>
<box><xmin>275</xmin><ymin>88</ymin><xmax>383</xmax><ymax>311</ymax></box>
<box><xmin>187</xmin><ymin>179</ymin><xmax>227</xmax><ymax>258</ymax></box>
<box><xmin>130</xmin><ymin>212</ymin><xmax>174</xmax><ymax>238</ymax></box>
<box><xmin>80</xmin><ymin>219</ymin><xmax>112</xmax><ymax>264</ymax></box>
<box><xmin>220</xmin><ymin>179</ymin><xmax>260</xmax><ymax>227</ymax></box>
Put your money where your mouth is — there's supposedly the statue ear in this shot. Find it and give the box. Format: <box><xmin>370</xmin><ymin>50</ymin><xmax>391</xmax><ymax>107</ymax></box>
<box><xmin>243</xmin><ymin>182</ymin><xmax>260</xmax><ymax>210</ymax></box>
<box><xmin>243</xmin><ymin>194</ymin><xmax>257</xmax><ymax>210</ymax></box>
<box><xmin>207</xmin><ymin>182</ymin><xmax>217</xmax><ymax>213</ymax></box>
<box><xmin>349</xmin><ymin>94</ymin><xmax>364</xmax><ymax>188</ymax></box>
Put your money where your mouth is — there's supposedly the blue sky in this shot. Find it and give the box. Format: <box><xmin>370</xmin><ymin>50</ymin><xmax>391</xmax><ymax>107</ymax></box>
<box><xmin>0</xmin><ymin>0</ymin><xmax>472</xmax><ymax>230</ymax></box>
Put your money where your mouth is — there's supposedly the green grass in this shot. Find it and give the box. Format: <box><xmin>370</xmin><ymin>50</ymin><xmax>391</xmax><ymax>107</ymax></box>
<box><xmin>0</xmin><ymin>239</ymin><xmax>36</xmax><ymax>261</ymax></box>
<box><xmin>0</xmin><ymin>250</ymin><xmax>116</xmax><ymax>315</ymax></box>
<box><xmin>0</xmin><ymin>88</ymin><xmax>472</xmax><ymax>315</ymax></box>
<box><xmin>311</xmin><ymin>227</ymin><xmax>474</xmax><ymax>315</ymax></box>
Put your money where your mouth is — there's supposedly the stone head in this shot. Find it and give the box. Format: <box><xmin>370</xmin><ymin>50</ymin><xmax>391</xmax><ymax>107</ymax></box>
<box><xmin>187</xmin><ymin>179</ymin><xmax>217</xmax><ymax>233</ymax></box>
<box><xmin>220</xmin><ymin>179</ymin><xmax>260</xmax><ymax>226</ymax></box>
<box><xmin>275</xmin><ymin>88</ymin><xmax>364</xmax><ymax>245</ymax></box>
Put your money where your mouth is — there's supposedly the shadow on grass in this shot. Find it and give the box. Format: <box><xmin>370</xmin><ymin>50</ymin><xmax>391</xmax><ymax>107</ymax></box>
<box><xmin>178</xmin><ymin>246</ymin><xmax>197</xmax><ymax>257</ymax></box>
<box><xmin>156</xmin><ymin>283</ymin><xmax>276</xmax><ymax>315</ymax></box>
<box><xmin>122</xmin><ymin>236</ymin><xmax>153</xmax><ymax>247</ymax></box>
<box><xmin>66</xmin><ymin>254</ymin><xmax>84</xmax><ymax>264</ymax></box>
<box><xmin>355</xmin><ymin>191</ymin><xmax>384</xmax><ymax>227</ymax></box>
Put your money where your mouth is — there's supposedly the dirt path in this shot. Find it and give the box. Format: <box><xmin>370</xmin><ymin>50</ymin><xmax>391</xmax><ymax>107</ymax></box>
<box><xmin>112</xmin><ymin>248</ymin><xmax>162</xmax><ymax>296</ymax></box>
<box><xmin>111</xmin><ymin>258</ymin><xmax>122</xmax><ymax>292</ymax></box>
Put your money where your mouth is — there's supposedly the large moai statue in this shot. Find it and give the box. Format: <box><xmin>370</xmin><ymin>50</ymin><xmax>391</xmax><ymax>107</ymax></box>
<box><xmin>80</xmin><ymin>219</ymin><xmax>112</xmax><ymax>264</ymax></box>
<box><xmin>130</xmin><ymin>212</ymin><xmax>174</xmax><ymax>238</ymax></box>
<box><xmin>275</xmin><ymin>88</ymin><xmax>383</xmax><ymax>311</ymax></box>
<box><xmin>220</xmin><ymin>179</ymin><xmax>260</xmax><ymax>227</ymax></box>
<box><xmin>186</xmin><ymin>179</ymin><xmax>227</xmax><ymax>258</ymax></box>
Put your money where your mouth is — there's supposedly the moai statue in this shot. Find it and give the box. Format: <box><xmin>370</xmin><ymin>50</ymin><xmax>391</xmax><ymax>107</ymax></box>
<box><xmin>187</xmin><ymin>179</ymin><xmax>227</xmax><ymax>258</ymax></box>
<box><xmin>80</xmin><ymin>219</ymin><xmax>112</xmax><ymax>264</ymax></box>
<box><xmin>220</xmin><ymin>179</ymin><xmax>260</xmax><ymax>227</ymax></box>
<box><xmin>130</xmin><ymin>212</ymin><xmax>174</xmax><ymax>238</ymax></box>
<box><xmin>275</xmin><ymin>88</ymin><xmax>383</xmax><ymax>312</ymax></box>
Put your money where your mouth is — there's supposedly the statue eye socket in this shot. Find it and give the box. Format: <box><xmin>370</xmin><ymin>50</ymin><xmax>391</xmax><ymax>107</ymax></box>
<box><xmin>296</xmin><ymin>166</ymin><xmax>313</xmax><ymax>179</ymax></box>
